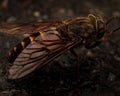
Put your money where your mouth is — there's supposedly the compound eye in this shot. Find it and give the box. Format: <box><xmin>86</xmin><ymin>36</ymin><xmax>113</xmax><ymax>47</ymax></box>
<box><xmin>97</xmin><ymin>29</ymin><xmax>105</xmax><ymax>39</ymax></box>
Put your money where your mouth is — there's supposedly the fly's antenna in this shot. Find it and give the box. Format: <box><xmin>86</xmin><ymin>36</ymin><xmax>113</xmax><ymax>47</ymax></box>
<box><xmin>112</xmin><ymin>26</ymin><xmax>120</xmax><ymax>33</ymax></box>
<box><xmin>106</xmin><ymin>17</ymin><xmax>114</xmax><ymax>26</ymax></box>
<box><xmin>106</xmin><ymin>16</ymin><xmax>120</xmax><ymax>33</ymax></box>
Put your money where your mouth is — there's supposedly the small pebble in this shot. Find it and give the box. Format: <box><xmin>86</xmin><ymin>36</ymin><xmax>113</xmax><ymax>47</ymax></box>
<box><xmin>33</xmin><ymin>11</ymin><xmax>40</xmax><ymax>17</ymax></box>
<box><xmin>7</xmin><ymin>17</ymin><xmax>16</xmax><ymax>23</ymax></box>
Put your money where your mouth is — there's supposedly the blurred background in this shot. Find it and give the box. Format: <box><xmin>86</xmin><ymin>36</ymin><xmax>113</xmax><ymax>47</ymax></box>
<box><xmin>0</xmin><ymin>0</ymin><xmax>120</xmax><ymax>96</ymax></box>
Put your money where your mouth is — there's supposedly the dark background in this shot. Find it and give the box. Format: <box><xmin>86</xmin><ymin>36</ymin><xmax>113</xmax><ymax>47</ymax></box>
<box><xmin>0</xmin><ymin>0</ymin><xmax>120</xmax><ymax>96</ymax></box>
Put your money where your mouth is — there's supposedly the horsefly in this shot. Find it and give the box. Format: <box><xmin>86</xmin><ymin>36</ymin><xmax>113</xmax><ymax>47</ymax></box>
<box><xmin>0</xmin><ymin>14</ymin><xmax>119</xmax><ymax>79</ymax></box>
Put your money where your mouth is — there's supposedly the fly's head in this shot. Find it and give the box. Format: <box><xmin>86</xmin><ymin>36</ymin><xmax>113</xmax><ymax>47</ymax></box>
<box><xmin>83</xmin><ymin>14</ymin><xmax>107</xmax><ymax>49</ymax></box>
<box><xmin>84</xmin><ymin>14</ymin><xmax>120</xmax><ymax>49</ymax></box>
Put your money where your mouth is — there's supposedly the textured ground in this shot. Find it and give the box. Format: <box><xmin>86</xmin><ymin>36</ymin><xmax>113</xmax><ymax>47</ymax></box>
<box><xmin>0</xmin><ymin>0</ymin><xmax>120</xmax><ymax>96</ymax></box>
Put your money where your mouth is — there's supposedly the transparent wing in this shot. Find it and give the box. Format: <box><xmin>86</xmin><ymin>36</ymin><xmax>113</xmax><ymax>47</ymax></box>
<box><xmin>0</xmin><ymin>21</ymin><xmax>62</xmax><ymax>34</ymax></box>
<box><xmin>8</xmin><ymin>28</ymin><xmax>78</xmax><ymax>79</ymax></box>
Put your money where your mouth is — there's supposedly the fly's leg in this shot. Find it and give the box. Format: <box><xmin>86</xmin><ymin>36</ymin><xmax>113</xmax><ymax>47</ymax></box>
<box><xmin>70</xmin><ymin>49</ymin><xmax>80</xmax><ymax>78</ymax></box>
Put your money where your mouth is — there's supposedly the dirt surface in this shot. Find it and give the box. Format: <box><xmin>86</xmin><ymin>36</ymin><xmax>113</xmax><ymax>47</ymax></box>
<box><xmin>0</xmin><ymin>0</ymin><xmax>120</xmax><ymax>96</ymax></box>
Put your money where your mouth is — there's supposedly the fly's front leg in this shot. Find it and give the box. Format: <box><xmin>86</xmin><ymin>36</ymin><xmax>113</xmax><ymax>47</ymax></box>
<box><xmin>70</xmin><ymin>49</ymin><xmax>80</xmax><ymax>77</ymax></box>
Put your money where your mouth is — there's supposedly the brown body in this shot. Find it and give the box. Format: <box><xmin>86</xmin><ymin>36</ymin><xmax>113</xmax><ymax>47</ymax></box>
<box><xmin>0</xmin><ymin>14</ymin><xmax>111</xmax><ymax>79</ymax></box>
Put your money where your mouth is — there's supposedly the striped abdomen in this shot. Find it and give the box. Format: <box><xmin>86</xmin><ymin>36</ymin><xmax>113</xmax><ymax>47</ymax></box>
<box><xmin>8</xmin><ymin>32</ymin><xmax>40</xmax><ymax>63</ymax></box>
